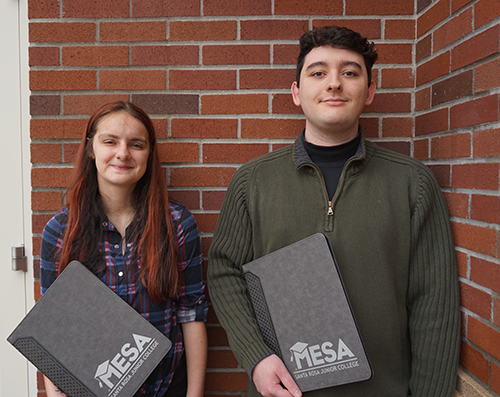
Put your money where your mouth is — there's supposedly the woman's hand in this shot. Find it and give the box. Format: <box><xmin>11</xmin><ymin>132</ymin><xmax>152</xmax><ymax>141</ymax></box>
<box><xmin>43</xmin><ymin>376</ymin><xmax>68</xmax><ymax>397</ymax></box>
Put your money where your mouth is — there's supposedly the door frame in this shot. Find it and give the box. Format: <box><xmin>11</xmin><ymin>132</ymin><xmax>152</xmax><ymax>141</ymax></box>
<box><xmin>19</xmin><ymin>0</ymin><xmax>37</xmax><ymax>394</ymax></box>
<box><xmin>0</xmin><ymin>0</ymin><xmax>34</xmax><ymax>394</ymax></box>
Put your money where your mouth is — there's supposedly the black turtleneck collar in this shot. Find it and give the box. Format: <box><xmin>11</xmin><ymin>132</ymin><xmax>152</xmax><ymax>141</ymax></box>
<box><xmin>303</xmin><ymin>133</ymin><xmax>361</xmax><ymax>166</ymax></box>
<box><xmin>302</xmin><ymin>133</ymin><xmax>361</xmax><ymax>199</ymax></box>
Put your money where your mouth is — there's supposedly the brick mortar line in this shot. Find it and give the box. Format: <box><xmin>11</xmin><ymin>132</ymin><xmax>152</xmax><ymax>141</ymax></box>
<box><xmin>28</xmin><ymin>15</ymin><xmax>400</xmax><ymax>23</ymax></box>
<box><xmin>421</xmin><ymin>156</ymin><xmax>500</xmax><ymax>165</ymax></box>
<box><xmin>442</xmin><ymin>187</ymin><xmax>500</xmax><ymax>195</ymax></box>
<box><xmin>28</xmin><ymin>115</ymin><xmax>305</xmax><ymax>120</ymax></box>
<box><xmin>416</xmin><ymin>129</ymin><xmax>492</xmax><ymax>139</ymax></box>
<box><xmin>415</xmin><ymin>104</ymin><xmax>499</xmax><ymax>117</ymax></box>
<box><xmin>26</xmin><ymin>41</ymin><xmax>416</xmax><ymax>49</ymax></box>
<box><xmin>204</xmin><ymin>368</ymin><xmax>247</xmax><ymax>372</ymax></box>
<box><xmin>460</xmin><ymin>276</ymin><xmax>500</xmax><ymax>294</ymax></box>
<box><xmin>170</xmin><ymin>187</ymin><xmax>228</xmax><ymax>191</ymax></box>
<box><xmin>462</xmin><ymin>318</ymin><xmax>500</xmax><ymax>342</ymax></box>
<box><xmin>450</xmin><ymin>216</ymin><xmax>500</xmax><ymax>230</ymax></box>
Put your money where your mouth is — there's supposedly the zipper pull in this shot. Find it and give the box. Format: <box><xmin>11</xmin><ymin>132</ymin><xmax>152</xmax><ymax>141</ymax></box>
<box><xmin>328</xmin><ymin>201</ymin><xmax>333</xmax><ymax>216</ymax></box>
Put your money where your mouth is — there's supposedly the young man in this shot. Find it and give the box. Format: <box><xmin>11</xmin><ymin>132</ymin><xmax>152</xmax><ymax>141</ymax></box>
<box><xmin>207</xmin><ymin>26</ymin><xmax>460</xmax><ymax>397</ymax></box>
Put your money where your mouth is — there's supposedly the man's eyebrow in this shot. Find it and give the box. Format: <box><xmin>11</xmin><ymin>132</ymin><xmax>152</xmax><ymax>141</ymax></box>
<box><xmin>304</xmin><ymin>61</ymin><xmax>327</xmax><ymax>72</ymax></box>
<box><xmin>340</xmin><ymin>60</ymin><xmax>363</xmax><ymax>70</ymax></box>
<box><xmin>304</xmin><ymin>60</ymin><xmax>363</xmax><ymax>72</ymax></box>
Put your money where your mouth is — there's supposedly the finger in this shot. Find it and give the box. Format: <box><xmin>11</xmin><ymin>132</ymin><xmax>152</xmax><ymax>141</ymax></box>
<box><xmin>277</xmin><ymin>370</ymin><xmax>302</xmax><ymax>397</ymax></box>
<box><xmin>262</xmin><ymin>383</ymin><xmax>296</xmax><ymax>397</ymax></box>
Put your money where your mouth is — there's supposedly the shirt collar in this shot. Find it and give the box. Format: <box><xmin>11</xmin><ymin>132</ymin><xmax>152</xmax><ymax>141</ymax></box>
<box><xmin>294</xmin><ymin>125</ymin><xmax>366</xmax><ymax>169</ymax></box>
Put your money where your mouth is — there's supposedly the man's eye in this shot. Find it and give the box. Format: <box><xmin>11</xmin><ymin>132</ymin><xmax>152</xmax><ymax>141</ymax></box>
<box><xmin>312</xmin><ymin>71</ymin><xmax>324</xmax><ymax>77</ymax></box>
<box><xmin>343</xmin><ymin>71</ymin><xmax>357</xmax><ymax>77</ymax></box>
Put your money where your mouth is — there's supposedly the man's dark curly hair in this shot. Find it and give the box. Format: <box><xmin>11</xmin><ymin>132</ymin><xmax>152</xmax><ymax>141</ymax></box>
<box><xmin>296</xmin><ymin>26</ymin><xmax>378</xmax><ymax>87</ymax></box>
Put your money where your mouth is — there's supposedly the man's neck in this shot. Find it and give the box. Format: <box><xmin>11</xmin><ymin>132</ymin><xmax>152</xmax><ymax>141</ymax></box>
<box><xmin>304</xmin><ymin>123</ymin><xmax>359</xmax><ymax>147</ymax></box>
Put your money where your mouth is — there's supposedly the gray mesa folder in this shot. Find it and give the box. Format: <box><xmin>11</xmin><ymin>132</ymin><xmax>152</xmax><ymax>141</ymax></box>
<box><xmin>8</xmin><ymin>260</ymin><xmax>172</xmax><ymax>397</ymax></box>
<box><xmin>242</xmin><ymin>233</ymin><xmax>372</xmax><ymax>392</ymax></box>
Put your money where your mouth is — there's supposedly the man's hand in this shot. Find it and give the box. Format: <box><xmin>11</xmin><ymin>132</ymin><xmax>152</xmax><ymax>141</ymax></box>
<box><xmin>252</xmin><ymin>354</ymin><xmax>302</xmax><ymax>397</ymax></box>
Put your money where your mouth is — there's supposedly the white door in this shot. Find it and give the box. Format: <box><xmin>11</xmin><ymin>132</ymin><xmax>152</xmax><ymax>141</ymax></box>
<box><xmin>0</xmin><ymin>0</ymin><xmax>34</xmax><ymax>396</ymax></box>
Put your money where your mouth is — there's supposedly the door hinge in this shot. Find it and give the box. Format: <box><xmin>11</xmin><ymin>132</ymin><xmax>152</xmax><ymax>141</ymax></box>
<box><xmin>12</xmin><ymin>246</ymin><xmax>27</xmax><ymax>272</ymax></box>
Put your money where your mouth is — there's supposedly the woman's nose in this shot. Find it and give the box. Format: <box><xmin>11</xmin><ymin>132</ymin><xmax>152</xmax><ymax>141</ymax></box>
<box><xmin>115</xmin><ymin>143</ymin><xmax>130</xmax><ymax>159</ymax></box>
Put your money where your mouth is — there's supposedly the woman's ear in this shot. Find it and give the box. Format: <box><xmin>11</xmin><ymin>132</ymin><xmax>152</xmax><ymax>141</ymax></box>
<box><xmin>86</xmin><ymin>137</ymin><xmax>95</xmax><ymax>159</ymax></box>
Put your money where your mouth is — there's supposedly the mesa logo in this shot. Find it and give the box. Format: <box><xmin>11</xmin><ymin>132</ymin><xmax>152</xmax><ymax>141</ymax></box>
<box><xmin>289</xmin><ymin>339</ymin><xmax>359</xmax><ymax>379</ymax></box>
<box><xmin>94</xmin><ymin>334</ymin><xmax>159</xmax><ymax>397</ymax></box>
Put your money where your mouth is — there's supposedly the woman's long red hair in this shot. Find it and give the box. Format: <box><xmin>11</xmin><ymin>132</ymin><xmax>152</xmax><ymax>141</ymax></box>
<box><xmin>58</xmin><ymin>101</ymin><xmax>179</xmax><ymax>301</ymax></box>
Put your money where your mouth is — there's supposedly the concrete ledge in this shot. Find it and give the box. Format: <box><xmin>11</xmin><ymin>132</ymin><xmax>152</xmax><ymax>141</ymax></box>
<box><xmin>455</xmin><ymin>369</ymin><xmax>493</xmax><ymax>397</ymax></box>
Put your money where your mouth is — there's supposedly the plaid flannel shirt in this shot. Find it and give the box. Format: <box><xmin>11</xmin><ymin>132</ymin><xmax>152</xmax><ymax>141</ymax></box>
<box><xmin>40</xmin><ymin>200</ymin><xmax>208</xmax><ymax>396</ymax></box>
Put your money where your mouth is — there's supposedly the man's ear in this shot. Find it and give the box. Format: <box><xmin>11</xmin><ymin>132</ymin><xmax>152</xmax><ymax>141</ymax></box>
<box><xmin>365</xmin><ymin>80</ymin><xmax>376</xmax><ymax>106</ymax></box>
<box><xmin>291</xmin><ymin>82</ymin><xmax>301</xmax><ymax>107</ymax></box>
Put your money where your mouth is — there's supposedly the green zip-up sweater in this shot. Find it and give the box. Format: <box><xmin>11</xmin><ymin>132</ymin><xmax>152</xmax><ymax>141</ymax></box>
<box><xmin>208</xmin><ymin>130</ymin><xmax>460</xmax><ymax>397</ymax></box>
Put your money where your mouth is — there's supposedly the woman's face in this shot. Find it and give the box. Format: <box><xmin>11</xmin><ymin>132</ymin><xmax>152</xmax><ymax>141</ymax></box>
<box><xmin>91</xmin><ymin>111</ymin><xmax>150</xmax><ymax>195</ymax></box>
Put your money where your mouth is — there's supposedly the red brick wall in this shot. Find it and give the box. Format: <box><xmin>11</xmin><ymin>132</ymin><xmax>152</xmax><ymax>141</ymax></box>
<box><xmin>28</xmin><ymin>0</ymin><xmax>500</xmax><ymax>395</ymax></box>
<box><xmin>415</xmin><ymin>0</ymin><xmax>500</xmax><ymax>395</ymax></box>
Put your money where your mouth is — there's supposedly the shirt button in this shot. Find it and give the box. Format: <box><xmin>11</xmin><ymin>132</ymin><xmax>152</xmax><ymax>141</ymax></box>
<box><xmin>118</xmin><ymin>271</ymin><xmax>124</xmax><ymax>277</ymax></box>
<box><xmin>114</xmin><ymin>244</ymin><xmax>120</xmax><ymax>249</ymax></box>
<box><xmin>127</xmin><ymin>243</ymin><xmax>132</xmax><ymax>247</ymax></box>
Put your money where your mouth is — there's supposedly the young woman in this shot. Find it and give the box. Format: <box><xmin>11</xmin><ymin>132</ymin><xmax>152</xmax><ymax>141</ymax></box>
<box><xmin>40</xmin><ymin>101</ymin><xmax>208</xmax><ymax>397</ymax></box>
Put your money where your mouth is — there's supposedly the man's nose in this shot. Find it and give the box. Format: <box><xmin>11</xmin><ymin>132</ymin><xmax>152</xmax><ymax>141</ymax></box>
<box><xmin>327</xmin><ymin>75</ymin><xmax>342</xmax><ymax>91</ymax></box>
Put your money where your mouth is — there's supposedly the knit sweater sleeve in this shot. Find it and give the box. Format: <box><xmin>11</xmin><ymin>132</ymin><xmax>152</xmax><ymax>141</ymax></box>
<box><xmin>207</xmin><ymin>164</ymin><xmax>273</xmax><ymax>374</ymax></box>
<box><xmin>407</xmin><ymin>164</ymin><xmax>460</xmax><ymax>397</ymax></box>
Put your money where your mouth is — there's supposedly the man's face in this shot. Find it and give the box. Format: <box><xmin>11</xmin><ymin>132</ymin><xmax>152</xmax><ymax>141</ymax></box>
<box><xmin>292</xmin><ymin>46</ymin><xmax>376</xmax><ymax>145</ymax></box>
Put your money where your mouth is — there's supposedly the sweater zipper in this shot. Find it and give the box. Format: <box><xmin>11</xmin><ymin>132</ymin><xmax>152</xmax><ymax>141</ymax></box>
<box><xmin>327</xmin><ymin>201</ymin><xmax>334</xmax><ymax>216</ymax></box>
<box><xmin>317</xmin><ymin>164</ymin><xmax>335</xmax><ymax>231</ymax></box>
<box><xmin>327</xmin><ymin>200</ymin><xmax>334</xmax><ymax>231</ymax></box>
<box><xmin>319</xmin><ymin>168</ymin><xmax>334</xmax><ymax>231</ymax></box>
<box><xmin>302</xmin><ymin>162</ymin><xmax>334</xmax><ymax>231</ymax></box>
<box><xmin>300</xmin><ymin>141</ymin><xmax>363</xmax><ymax>232</ymax></box>
<box><xmin>327</xmin><ymin>154</ymin><xmax>360</xmax><ymax>230</ymax></box>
